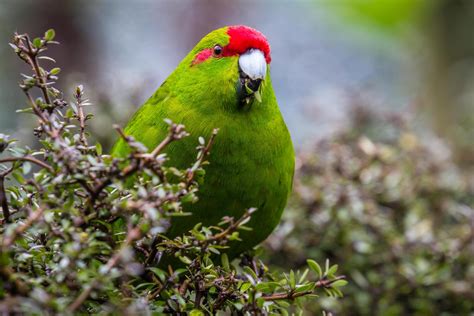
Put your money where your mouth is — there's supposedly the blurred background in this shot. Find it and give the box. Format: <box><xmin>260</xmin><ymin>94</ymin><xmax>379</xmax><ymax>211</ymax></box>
<box><xmin>1</xmin><ymin>0</ymin><xmax>427</xmax><ymax>147</ymax></box>
<box><xmin>1</xmin><ymin>0</ymin><xmax>473</xmax><ymax>314</ymax></box>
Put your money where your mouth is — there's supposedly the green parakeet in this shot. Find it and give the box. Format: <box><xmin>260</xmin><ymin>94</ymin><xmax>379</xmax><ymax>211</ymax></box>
<box><xmin>112</xmin><ymin>25</ymin><xmax>294</xmax><ymax>257</ymax></box>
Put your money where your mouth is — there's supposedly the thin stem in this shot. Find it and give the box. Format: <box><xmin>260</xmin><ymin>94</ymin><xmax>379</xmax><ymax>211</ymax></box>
<box><xmin>89</xmin><ymin>125</ymin><xmax>185</xmax><ymax>203</ymax></box>
<box><xmin>25</xmin><ymin>35</ymin><xmax>52</xmax><ymax>106</ymax></box>
<box><xmin>0</xmin><ymin>167</ymin><xmax>13</xmax><ymax>223</ymax></box>
<box><xmin>0</xmin><ymin>156</ymin><xmax>53</xmax><ymax>173</ymax></box>
<box><xmin>22</xmin><ymin>89</ymin><xmax>48</xmax><ymax>124</ymax></box>
<box><xmin>207</xmin><ymin>208</ymin><xmax>255</xmax><ymax>243</ymax></box>
<box><xmin>194</xmin><ymin>279</ymin><xmax>204</xmax><ymax>309</ymax></box>
<box><xmin>75</xmin><ymin>87</ymin><xmax>88</xmax><ymax>147</ymax></box>
<box><xmin>149</xmin><ymin>133</ymin><xmax>174</xmax><ymax>158</ymax></box>
<box><xmin>186</xmin><ymin>128</ymin><xmax>219</xmax><ymax>185</ymax></box>
<box><xmin>261</xmin><ymin>275</ymin><xmax>347</xmax><ymax>301</ymax></box>
<box><xmin>261</xmin><ymin>290</ymin><xmax>313</xmax><ymax>301</ymax></box>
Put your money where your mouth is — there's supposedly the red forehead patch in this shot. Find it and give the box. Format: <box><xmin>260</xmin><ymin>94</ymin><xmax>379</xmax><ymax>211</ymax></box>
<box><xmin>223</xmin><ymin>25</ymin><xmax>271</xmax><ymax>63</ymax></box>
<box><xmin>192</xmin><ymin>25</ymin><xmax>271</xmax><ymax>66</ymax></box>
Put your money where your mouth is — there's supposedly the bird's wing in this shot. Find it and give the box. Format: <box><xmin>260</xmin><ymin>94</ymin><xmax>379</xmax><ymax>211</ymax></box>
<box><xmin>111</xmin><ymin>80</ymin><xmax>172</xmax><ymax>157</ymax></box>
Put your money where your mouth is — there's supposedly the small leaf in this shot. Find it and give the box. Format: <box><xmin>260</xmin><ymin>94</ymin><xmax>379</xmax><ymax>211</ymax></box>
<box><xmin>254</xmin><ymin>90</ymin><xmax>262</xmax><ymax>103</ymax></box>
<box><xmin>12</xmin><ymin>171</ymin><xmax>25</xmax><ymax>184</ymax></box>
<box><xmin>221</xmin><ymin>253</ymin><xmax>230</xmax><ymax>272</ymax></box>
<box><xmin>16</xmin><ymin>108</ymin><xmax>33</xmax><ymax>114</ymax></box>
<box><xmin>240</xmin><ymin>282</ymin><xmax>252</xmax><ymax>293</ymax></box>
<box><xmin>44</xmin><ymin>29</ymin><xmax>56</xmax><ymax>41</ymax></box>
<box><xmin>298</xmin><ymin>268</ymin><xmax>309</xmax><ymax>284</ymax></box>
<box><xmin>326</xmin><ymin>264</ymin><xmax>338</xmax><ymax>277</ymax></box>
<box><xmin>147</xmin><ymin>267</ymin><xmax>166</xmax><ymax>282</ymax></box>
<box><xmin>331</xmin><ymin>279</ymin><xmax>348</xmax><ymax>288</ymax></box>
<box><xmin>289</xmin><ymin>270</ymin><xmax>296</xmax><ymax>288</ymax></box>
<box><xmin>50</xmin><ymin>67</ymin><xmax>61</xmax><ymax>75</ymax></box>
<box><xmin>245</xmin><ymin>83</ymin><xmax>254</xmax><ymax>94</ymax></box>
<box><xmin>294</xmin><ymin>283</ymin><xmax>315</xmax><ymax>293</ymax></box>
<box><xmin>95</xmin><ymin>142</ymin><xmax>102</xmax><ymax>155</ymax></box>
<box><xmin>33</xmin><ymin>37</ymin><xmax>42</xmax><ymax>48</ymax></box>
<box><xmin>307</xmin><ymin>259</ymin><xmax>322</xmax><ymax>278</ymax></box>
<box><xmin>332</xmin><ymin>287</ymin><xmax>344</xmax><ymax>297</ymax></box>
<box><xmin>22</xmin><ymin>162</ymin><xmax>31</xmax><ymax>174</ymax></box>
<box><xmin>178</xmin><ymin>256</ymin><xmax>192</xmax><ymax>265</ymax></box>
<box><xmin>243</xmin><ymin>266</ymin><xmax>258</xmax><ymax>281</ymax></box>
<box><xmin>189</xmin><ymin>310</ymin><xmax>205</xmax><ymax>316</ymax></box>
<box><xmin>38</xmin><ymin>56</ymin><xmax>56</xmax><ymax>63</ymax></box>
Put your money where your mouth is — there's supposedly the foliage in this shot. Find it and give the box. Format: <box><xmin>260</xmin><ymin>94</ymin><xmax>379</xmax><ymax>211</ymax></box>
<box><xmin>327</xmin><ymin>0</ymin><xmax>432</xmax><ymax>35</ymax></box>
<box><xmin>265</xmin><ymin>107</ymin><xmax>474</xmax><ymax>314</ymax></box>
<box><xmin>0</xmin><ymin>30</ymin><xmax>346</xmax><ymax>314</ymax></box>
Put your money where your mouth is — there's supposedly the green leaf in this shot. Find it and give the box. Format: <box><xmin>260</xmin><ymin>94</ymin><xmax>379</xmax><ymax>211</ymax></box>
<box><xmin>12</xmin><ymin>171</ymin><xmax>25</xmax><ymax>184</ymax></box>
<box><xmin>179</xmin><ymin>256</ymin><xmax>192</xmax><ymax>265</ymax></box>
<box><xmin>15</xmin><ymin>108</ymin><xmax>33</xmax><ymax>114</ymax></box>
<box><xmin>22</xmin><ymin>162</ymin><xmax>31</xmax><ymax>174</ymax></box>
<box><xmin>221</xmin><ymin>253</ymin><xmax>230</xmax><ymax>272</ymax></box>
<box><xmin>332</xmin><ymin>287</ymin><xmax>344</xmax><ymax>297</ymax></box>
<box><xmin>240</xmin><ymin>282</ymin><xmax>252</xmax><ymax>293</ymax></box>
<box><xmin>326</xmin><ymin>264</ymin><xmax>338</xmax><ymax>277</ymax></box>
<box><xmin>289</xmin><ymin>270</ymin><xmax>296</xmax><ymax>288</ymax></box>
<box><xmin>148</xmin><ymin>267</ymin><xmax>166</xmax><ymax>281</ymax></box>
<box><xmin>331</xmin><ymin>279</ymin><xmax>348</xmax><ymax>288</ymax></box>
<box><xmin>95</xmin><ymin>142</ymin><xmax>102</xmax><ymax>155</ymax></box>
<box><xmin>256</xmin><ymin>281</ymin><xmax>280</xmax><ymax>293</ymax></box>
<box><xmin>50</xmin><ymin>67</ymin><xmax>61</xmax><ymax>75</ymax></box>
<box><xmin>33</xmin><ymin>37</ymin><xmax>42</xmax><ymax>48</ymax></box>
<box><xmin>243</xmin><ymin>266</ymin><xmax>258</xmax><ymax>282</ymax></box>
<box><xmin>307</xmin><ymin>259</ymin><xmax>322</xmax><ymax>278</ymax></box>
<box><xmin>44</xmin><ymin>29</ymin><xmax>56</xmax><ymax>41</ymax></box>
<box><xmin>254</xmin><ymin>90</ymin><xmax>262</xmax><ymax>103</ymax></box>
<box><xmin>294</xmin><ymin>283</ymin><xmax>315</xmax><ymax>293</ymax></box>
<box><xmin>298</xmin><ymin>268</ymin><xmax>309</xmax><ymax>284</ymax></box>
<box><xmin>276</xmin><ymin>300</ymin><xmax>291</xmax><ymax>308</ymax></box>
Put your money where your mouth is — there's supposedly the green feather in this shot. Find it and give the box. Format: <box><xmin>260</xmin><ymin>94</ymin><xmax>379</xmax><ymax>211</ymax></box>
<box><xmin>112</xmin><ymin>26</ymin><xmax>294</xmax><ymax>258</ymax></box>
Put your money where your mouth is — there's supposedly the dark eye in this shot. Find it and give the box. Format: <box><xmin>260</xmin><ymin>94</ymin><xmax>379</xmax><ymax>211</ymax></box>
<box><xmin>213</xmin><ymin>45</ymin><xmax>223</xmax><ymax>56</ymax></box>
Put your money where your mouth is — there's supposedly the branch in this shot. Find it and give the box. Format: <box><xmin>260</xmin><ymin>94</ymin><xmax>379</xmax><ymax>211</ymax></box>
<box><xmin>74</xmin><ymin>85</ymin><xmax>88</xmax><ymax>147</ymax></box>
<box><xmin>261</xmin><ymin>290</ymin><xmax>313</xmax><ymax>301</ymax></box>
<box><xmin>261</xmin><ymin>275</ymin><xmax>347</xmax><ymax>301</ymax></box>
<box><xmin>156</xmin><ymin>208</ymin><xmax>257</xmax><ymax>261</ymax></box>
<box><xmin>207</xmin><ymin>207</ymin><xmax>255</xmax><ymax>243</ymax></box>
<box><xmin>0</xmin><ymin>156</ymin><xmax>53</xmax><ymax>173</ymax></box>
<box><xmin>24</xmin><ymin>34</ymin><xmax>52</xmax><ymax>106</ymax></box>
<box><xmin>149</xmin><ymin>134</ymin><xmax>174</xmax><ymax>158</ymax></box>
<box><xmin>315</xmin><ymin>275</ymin><xmax>346</xmax><ymax>288</ymax></box>
<box><xmin>22</xmin><ymin>89</ymin><xmax>48</xmax><ymax>124</ymax></box>
<box><xmin>186</xmin><ymin>128</ymin><xmax>219</xmax><ymax>185</ymax></box>
<box><xmin>0</xmin><ymin>167</ymin><xmax>13</xmax><ymax>223</ymax></box>
<box><xmin>88</xmin><ymin>124</ymin><xmax>188</xmax><ymax>203</ymax></box>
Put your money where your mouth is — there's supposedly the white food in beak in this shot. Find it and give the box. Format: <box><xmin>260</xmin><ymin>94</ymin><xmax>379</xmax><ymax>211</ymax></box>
<box><xmin>239</xmin><ymin>49</ymin><xmax>267</xmax><ymax>80</ymax></box>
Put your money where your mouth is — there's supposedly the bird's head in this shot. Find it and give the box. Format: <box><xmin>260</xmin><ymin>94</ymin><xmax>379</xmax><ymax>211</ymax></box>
<box><xmin>174</xmin><ymin>25</ymin><xmax>272</xmax><ymax>111</ymax></box>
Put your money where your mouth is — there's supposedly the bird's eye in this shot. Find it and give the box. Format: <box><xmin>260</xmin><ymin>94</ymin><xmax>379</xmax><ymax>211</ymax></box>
<box><xmin>213</xmin><ymin>45</ymin><xmax>223</xmax><ymax>57</ymax></box>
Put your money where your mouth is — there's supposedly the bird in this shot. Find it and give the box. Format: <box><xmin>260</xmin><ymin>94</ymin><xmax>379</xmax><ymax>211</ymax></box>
<box><xmin>112</xmin><ymin>25</ymin><xmax>294</xmax><ymax>258</ymax></box>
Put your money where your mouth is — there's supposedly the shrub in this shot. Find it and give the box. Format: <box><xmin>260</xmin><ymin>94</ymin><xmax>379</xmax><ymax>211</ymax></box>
<box><xmin>265</xmin><ymin>107</ymin><xmax>474</xmax><ymax>314</ymax></box>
